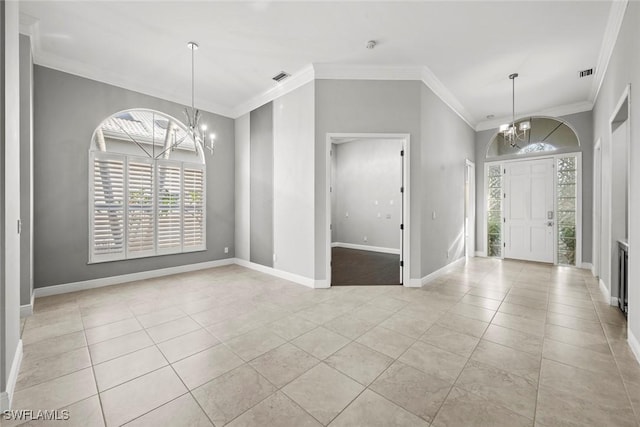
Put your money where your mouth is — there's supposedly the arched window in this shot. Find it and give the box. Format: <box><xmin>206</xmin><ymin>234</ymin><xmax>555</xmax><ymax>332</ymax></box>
<box><xmin>89</xmin><ymin>109</ymin><xmax>206</xmax><ymax>263</ymax></box>
<box><xmin>486</xmin><ymin>117</ymin><xmax>580</xmax><ymax>159</ymax></box>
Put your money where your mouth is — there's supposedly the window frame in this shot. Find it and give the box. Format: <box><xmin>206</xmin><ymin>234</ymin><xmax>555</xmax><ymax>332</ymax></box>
<box><xmin>88</xmin><ymin>109</ymin><xmax>206</xmax><ymax>264</ymax></box>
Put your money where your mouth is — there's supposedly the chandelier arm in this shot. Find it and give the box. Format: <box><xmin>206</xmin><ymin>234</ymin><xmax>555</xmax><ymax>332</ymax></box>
<box><xmin>113</xmin><ymin>120</ymin><xmax>152</xmax><ymax>158</ymax></box>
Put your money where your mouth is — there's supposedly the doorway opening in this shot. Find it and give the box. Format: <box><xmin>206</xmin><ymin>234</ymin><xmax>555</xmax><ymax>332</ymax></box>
<box><xmin>326</xmin><ymin>133</ymin><xmax>410</xmax><ymax>286</ymax></box>
<box><xmin>603</xmin><ymin>86</ymin><xmax>630</xmax><ymax>308</ymax></box>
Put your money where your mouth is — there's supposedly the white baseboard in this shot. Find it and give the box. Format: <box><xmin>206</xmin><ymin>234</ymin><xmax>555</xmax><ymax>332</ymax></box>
<box><xmin>331</xmin><ymin>242</ymin><xmax>400</xmax><ymax>255</ymax></box>
<box><xmin>0</xmin><ymin>340</ymin><xmax>23</xmax><ymax>411</ymax></box>
<box><xmin>406</xmin><ymin>278</ymin><xmax>423</xmax><ymax>288</ymax></box>
<box><xmin>474</xmin><ymin>251</ymin><xmax>487</xmax><ymax>257</ymax></box>
<box><xmin>20</xmin><ymin>292</ymin><xmax>35</xmax><ymax>317</ymax></box>
<box><xmin>599</xmin><ymin>278</ymin><xmax>611</xmax><ymax>305</ymax></box>
<box><xmin>34</xmin><ymin>258</ymin><xmax>236</xmax><ymax>298</ymax></box>
<box><xmin>234</xmin><ymin>258</ymin><xmax>323</xmax><ymax>289</ymax></box>
<box><xmin>628</xmin><ymin>328</ymin><xmax>640</xmax><ymax>365</ymax></box>
<box><xmin>417</xmin><ymin>257</ymin><xmax>467</xmax><ymax>287</ymax></box>
<box><xmin>580</xmin><ymin>262</ymin><xmax>593</xmax><ymax>270</ymax></box>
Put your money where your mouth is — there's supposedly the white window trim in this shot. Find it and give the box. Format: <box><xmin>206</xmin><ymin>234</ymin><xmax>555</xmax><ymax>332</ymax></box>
<box><xmin>89</xmin><ymin>152</ymin><xmax>206</xmax><ymax>264</ymax></box>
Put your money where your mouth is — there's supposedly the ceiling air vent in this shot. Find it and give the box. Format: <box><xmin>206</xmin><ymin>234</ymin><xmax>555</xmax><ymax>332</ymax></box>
<box><xmin>579</xmin><ymin>68</ymin><xmax>594</xmax><ymax>78</ymax></box>
<box><xmin>272</xmin><ymin>71</ymin><xmax>291</xmax><ymax>83</ymax></box>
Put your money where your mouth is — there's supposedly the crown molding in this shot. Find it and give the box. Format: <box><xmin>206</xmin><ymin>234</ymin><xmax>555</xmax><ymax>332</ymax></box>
<box><xmin>33</xmin><ymin>50</ymin><xmax>235</xmax><ymax>118</ymax></box>
<box><xmin>19</xmin><ymin>13</ymin><xmax>41</xmax><ymax>54</ymax></box>
<box><xmin>231</xmin><ymin>64</ymin><xmax>315</xmax><ymax>118</ymax></box>
<box><xmin>589</xmin><ymin>0</ymin><xmax>628</xmax><ymax>102</ymax></box>
<box><xmin>475</xmin><ymin>100</ymin><xmax>594</xmax><ymax>131</ymax></box>
<box><xmin>419</xmin><ymin>66</ymin><xmax>475</xmax><ymax>129</ymax></box>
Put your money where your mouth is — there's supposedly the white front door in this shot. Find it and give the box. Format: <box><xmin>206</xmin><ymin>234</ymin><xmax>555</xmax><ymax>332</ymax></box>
<box><xmin>504</xmin><ymin>158</ymin><xmax>554</xmax><ymax>263</ymax></box>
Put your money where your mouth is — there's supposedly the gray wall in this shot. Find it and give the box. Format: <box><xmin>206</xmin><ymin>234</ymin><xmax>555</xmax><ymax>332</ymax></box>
<box><xmin>234</xmin><ymin>113</ymin><xmax>250</xmax><ymax>261</ymax></box>
<box><xmin>249</xmin><ymin>102</ymin><xmax>273</xmax><ymax>267</ymax></box>
<box><xmin>420</xmin><ymin>84</ymin><xmax>476</xmax><ymax>275</ymax></box>
<box><xmin>33</xmin><ymin>66</ymin><xmax>235</xmax><ymax>288</ymax></box>
<box><xmin>591</xmin><ymin>2</ymin><xmax>640</xmax><ymax>348</ymax></box>
<box><xmin>272</xmin><ymin>82</ymin><xmax>315</xmax><ymax>279</ymax></box>
<box><xmin>1</xmin><ymin>0</ymin><xmax>22</xmax><ymax>405</ymax></box>
<box><xmin>333</xmin><ymin>138</ymin><xmax>402</xmax><ymax>250</ymax></box>
<box><xmin>19</xmin><ymin>34</ymin><xmax>33</xmax><ymax>307</ymax></box>
<box><xmin>314</xmin><ymin>80</ymin><xmax>422</xmax><ymax>280</ymax></box>
<box><xmin>474</xmin><ymin>110</ymin><xmax>593</xmax><ymax>263</ymax></box>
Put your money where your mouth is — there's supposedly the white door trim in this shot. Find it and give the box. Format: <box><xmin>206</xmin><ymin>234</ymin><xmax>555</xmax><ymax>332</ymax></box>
<box><xmin>465</xmin><ymin>159</ymin><xmax>476</xmax><ymax>258</ymax></box>
<box><xmin>593</xmin><ymin>138</ymin><xmax>602</xmax><ymax>278</ymax></box>
<box><xmin>484</xmin><ymin>152</ymin><xmax>583</xmax><ymax>266</ymax></box>
<box><xmin>326</xmin><ymin>133</ymin><xmax>411</xmax><ymax>286</ymax></box>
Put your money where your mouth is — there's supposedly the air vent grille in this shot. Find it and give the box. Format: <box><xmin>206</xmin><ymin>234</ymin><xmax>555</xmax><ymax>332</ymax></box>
<box><xmin>579</xmin><ymin>68</ymin><xmax>594</xmax><ymax>78</ymax></box>
<box><xmin>272</xmin><ymin>71</ymin><xmax>291</xmax><ymax>83</ymax></box>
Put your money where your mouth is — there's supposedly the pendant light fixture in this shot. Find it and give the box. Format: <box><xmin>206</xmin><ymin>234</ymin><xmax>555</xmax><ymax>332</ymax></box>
<box><xmin>183</xmin><ymin>41</ymin><xmax>216</xmax><ymax>155</ymax></box>
<box><xmin>499</xmin><ymin>73</ymin><xmax>530</xmax><ymax>148</ymax></box>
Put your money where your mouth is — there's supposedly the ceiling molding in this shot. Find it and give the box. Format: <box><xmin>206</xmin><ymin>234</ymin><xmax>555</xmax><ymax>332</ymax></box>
<box><xmin>32</xmin><ymin>50</ymin><xmax>235</xmax><ymax>118</ymax></box>
<box><xmin>19</xmin><ymin>13</ymin><xmax>41</xmax><ymax>54</ymax></box>
<box><xmin>231</xmin><ymin>64</ymin><xmax>315</xmax><ymax>118</ymax></box>
<box><xmin>589</xmin><ymin>0</ymin><xmax>629</xmax><ymax>102</ymax></box>
<box><xmin>419</xmin><ymin>66</ymin><xmax>475</xmax><ymax>129</ymax></box>
<box><xmin>475</xmin><ymin>101</ymin><xmax>594</xmax><ymax>132</ymax></box>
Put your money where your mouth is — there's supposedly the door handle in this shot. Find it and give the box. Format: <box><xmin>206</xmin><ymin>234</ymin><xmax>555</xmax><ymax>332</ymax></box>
<box><xmin>547</xmin><ymin>221</ymin><xmax>554</xmax><ymax>227</ymax></box>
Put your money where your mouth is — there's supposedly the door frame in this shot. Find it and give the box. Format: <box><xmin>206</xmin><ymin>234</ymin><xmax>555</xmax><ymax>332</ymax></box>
<box><xmin>325</xmin><ymin>133</ymin><xmax>411</xmax><ymax>287</ymax></box>
<box><xmin>593</xmin><ymin>138</ymin><xmax>602</xmax><ymax>278</ymax></box>
<box><xmin>484</xmin><ymin>152</ymin><xmax>583</xmax><ymax>266</ymax></box>
<box><xmin>465</xmin><ymin>159</ymin><xmax>476</xmax><ymax>258</ymax></box>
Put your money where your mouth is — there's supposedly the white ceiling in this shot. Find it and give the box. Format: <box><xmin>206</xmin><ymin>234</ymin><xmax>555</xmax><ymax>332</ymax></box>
<box><xmin>19</xmin><ymin>1</ymin><xmax>620</xmax><ymax>129</ymax></box>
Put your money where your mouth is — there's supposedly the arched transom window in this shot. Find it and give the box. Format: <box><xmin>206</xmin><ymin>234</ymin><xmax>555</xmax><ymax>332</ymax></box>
<box><xmin>486</xmin><ymin>117</ymin><xmax>580</xmax><ymax>159</ymax></box>
<box><xmin>89</xmin><ymin>109</ymin><xmax>206</xmax><ymax>263</ymax></box>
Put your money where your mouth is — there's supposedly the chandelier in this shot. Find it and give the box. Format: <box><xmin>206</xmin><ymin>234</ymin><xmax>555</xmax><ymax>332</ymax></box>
<box><xmin>183</xmin><ymin>41</ymin><xmax>215</xmax><ymax>155</ymax></box>
<box><xmin>499</xmin><ymin>73</ymin><xmax>530</xmax><ymax>149</ymax></box>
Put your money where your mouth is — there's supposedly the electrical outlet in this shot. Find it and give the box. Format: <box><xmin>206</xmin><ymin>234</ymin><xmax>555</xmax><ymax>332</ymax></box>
<box><xmin>432</xmin><ymin>211</ymin><xmax>437</xmax><ymax>220</ymax></box>
<box><xmin>224</xmin><ymin>247</ymin><xmax>229</xmax><ymax>254</ymax></box>
<box><xmin>273</xmin><ymin>253</ymin><xmax>277</xmax><ymax>262</ymax></box>
<box><xmin>363</xmin><ymin>236</ymin><xmax>368</xmax><ymax>242</ymax></box>
<box><xmin>377</xmin><ymin>212</ymin><xmax>381</xmax><ymax>218</ymax></box>
<box><xmin>345</xmin><ymin>211</ymin><xmax>349</xmax><ymax>217</ymax></box>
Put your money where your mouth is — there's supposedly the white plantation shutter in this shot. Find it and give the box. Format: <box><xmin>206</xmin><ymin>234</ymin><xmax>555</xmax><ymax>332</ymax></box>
<box><xmin>90</xmin><ymin>152</ymin><xmax>126</xmax><ymax>262</ymax></box>
<box><xmin>127</xmin><ymin>158</ymin><xmax>155</xmax><ymax>258</ymax></box>
<box><xmin>90</xmin><ymin>152</ymin><xmax>206</xmax><ymax>263</ymax></box>
<box><xmin>156</xmin><ymin>161</ymin><xmax>183</xmax><ymax>254</ymax></box>
<box><xmin>183</xmin><ymin>164</ymin><xmax>206</xmax><ymax>250</ymax></box>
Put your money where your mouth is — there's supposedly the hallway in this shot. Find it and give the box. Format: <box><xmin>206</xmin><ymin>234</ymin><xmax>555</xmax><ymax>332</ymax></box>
<box><xmin>8</xmin><ymin>258</ymin><xmax>639</xmax><ymax>426</ymax></box>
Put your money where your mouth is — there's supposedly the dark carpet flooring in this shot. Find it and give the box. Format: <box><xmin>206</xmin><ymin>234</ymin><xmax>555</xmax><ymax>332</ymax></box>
<box><xmin>331</xmin><ymin>247</ymin><xmax>401</xmax><ymax>286</ymax></box>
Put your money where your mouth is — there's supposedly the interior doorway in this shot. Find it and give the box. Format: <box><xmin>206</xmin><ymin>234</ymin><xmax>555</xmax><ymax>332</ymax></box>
<box><xmin>326</xmin><ymin>134</ymin><xmax>410</xmax><ymax>286</ymax></box>
<box><xmin>504</xmin><ymin>158</ymin><xmax>555</xmax><ymax>263</ymax></box>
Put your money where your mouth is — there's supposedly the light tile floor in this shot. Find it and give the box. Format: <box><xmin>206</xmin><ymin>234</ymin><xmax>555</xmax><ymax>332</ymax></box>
<box><xmin>8</xmin><ymin>258</ymin><xmax>640</xmax><ymax>426</ymax></box>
